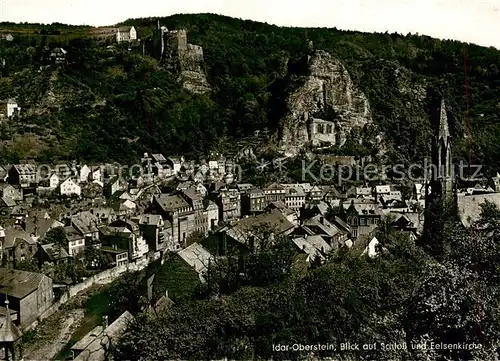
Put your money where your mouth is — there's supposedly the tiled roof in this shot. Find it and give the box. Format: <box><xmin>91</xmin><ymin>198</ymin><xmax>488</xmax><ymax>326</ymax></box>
<box><xmin>13</xmin><ymin>164</ymin><xmax>36</xmax><ymax>175</ymax></box>
<box><xmin>226</xmin><ymin>209</ymin><xmax>294</xmax><ymax>244</ymax></box>
<box><xmin>1</xmin><ymin>196</ymin><xmax>16</xmax><ymax>207</ymax></box>
<box><xmin>139</xmin><ymin>214</ymin><xmax>162</xmax><ymax>226</ymax></box>
<box><xmin>303</xmin><ymin>215</ymin><xmax>341</xmax><ymax>238</ymax></box>
<box><xmin>3</xmin><ymin>227</ymin><xmax>35</xmax><ymax>248</ymax></box>
<box><xmin>0</xmin><ymin>268</ymin><xmax>47</xmax><ymax>299</ymax></box>
<box><xmin>73</xmin><ymin>311</ymin><xmax>133</xmax><ymax>361</ymax></box>
<box><xmin>292</xmin><ymin>237</ymin><xmax>324</xmax><ymax>261</ymax></box>
<box><xmin>177</xmin><ymin>243</ymin><xmax>212</xmax><ymax>279</ymax></box>
<box><xmin>71</xmin><ymin>211</ymin><xmax>99</xmax><ymax>234</ymax></box>
<box><xmin>41</xmin><ymin>243</ymin><xmax>69</xmax><ymax>261</ymax></box>
<box><xmin>64</xmin><ymin>226</ymin><xmax>84</xmax><ymax>242</ymax></box>
<box><xmin>154</xmin><ymin>194</ymin><xmax>190</xmax><ymax>212</ymax></box>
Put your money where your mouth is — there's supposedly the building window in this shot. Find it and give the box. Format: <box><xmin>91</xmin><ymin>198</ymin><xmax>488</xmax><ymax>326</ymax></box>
<box><xmin>353</xmin><ymin>217</ymin><xmax>358</xmax><ymax>226</ymax></box>
<box><xmin>353</xmin><ymin>229</ymin><xmax>358</xmax><ymax>238</ymax></box>
<box><xmin>20</xmin><ymin>243</ymin><xmax>25</xmax><ymax>249</ymax></box>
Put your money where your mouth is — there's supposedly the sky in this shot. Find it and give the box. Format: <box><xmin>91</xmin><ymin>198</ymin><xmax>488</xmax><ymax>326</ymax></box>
<box><xmin>1</xmin><ymin>0</ymin><xmax>500</xmax><ymax>49</ymax></box>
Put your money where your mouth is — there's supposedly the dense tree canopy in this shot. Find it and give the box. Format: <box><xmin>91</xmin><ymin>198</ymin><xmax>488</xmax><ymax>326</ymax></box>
<box><xmin>112</xmin><ymin>201</ymin><xmax>500</xmax><ymax>360</ymax></box>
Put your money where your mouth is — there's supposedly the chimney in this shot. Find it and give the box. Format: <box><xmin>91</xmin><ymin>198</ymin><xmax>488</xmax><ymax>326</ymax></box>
<box><xmin>102</xmin><ymin>315</ymin><xmax>108</xmax><ymax>328</ymax></box>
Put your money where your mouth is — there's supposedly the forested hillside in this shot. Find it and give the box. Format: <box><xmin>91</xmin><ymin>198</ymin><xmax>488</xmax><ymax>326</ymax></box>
<box><xmin>0</xmin><ymin>14</ymin><xmax>499</xmax><ymax>172</ymax></box>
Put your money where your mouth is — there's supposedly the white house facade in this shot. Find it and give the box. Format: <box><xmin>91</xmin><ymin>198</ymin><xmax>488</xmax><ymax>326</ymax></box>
<box><xmin>60</xmin><ymin>178</ymin><xmax>81</xmax><ymax>196</ymax></box>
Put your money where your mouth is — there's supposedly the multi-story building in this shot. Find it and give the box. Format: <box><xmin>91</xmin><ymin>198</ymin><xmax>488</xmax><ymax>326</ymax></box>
<box><xmin>8</xmin><ymin>164</ymin><xmax>36</xmax><ymax>188</ymax></box>
<box><xmin>241</xmin><ymin>188</ymin><xmax>266</xmax><ymax>215</ymax></box>
<box><xmin>63</xmin><ymin>226</ymin><xmax>86</xmax><ymax>256</ymax></box>
<box><xmin>263</xmin><ymin>183</ymin><xmax>286</xmax><ymax>203</ymax></box>
<box><xmin>152</xmin><ymin>194</ymin><xmax>195</xmax><ymax>247</ymax></box>
<box><xmin>89</xmin><ymin>26</ymin><xmax>136</xmax><ymax>43</ymax></box>
<box><xmin>60</xmin><ymin>178</ymin><xmax>81</xmax><ymax>197</ymax></box>
<box><xmin>135</xmin><ymin>213</ymin><xmax>176</xmax><ymax>254</ymax></box>
<box><xmin>181</xmin><ymin>188</ymin><xmax>208</xmax><ymax>234</ymax></box>
<box><xmin>217</xmin><ymin>188</ymin><xmax>241</xmax><ymax>223</ymax></box>
<box><xmin>283</xmin><ymin>185</ymin><xmax>306</xmax><ymax>212</ymax></box>
<box><xmin>342</xmin><ymin>200</ymin><xmax>381</xmax><ymax>240</ymax></box>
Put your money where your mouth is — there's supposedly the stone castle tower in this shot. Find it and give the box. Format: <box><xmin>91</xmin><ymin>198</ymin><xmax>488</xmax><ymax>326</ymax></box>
<box><xmin>151</xmin><ymin>22</ymin><xmax>188</xmax><ymax>68</ymax></box>
<box><xmin>426</xmin><ymin>98</ymin><xmax>455</xmax><ymax>207</ymax></box>
<box><xmin>148</xmin><ymin>22</ymin><xmax>210</xmax><ymax>94</ymax></box>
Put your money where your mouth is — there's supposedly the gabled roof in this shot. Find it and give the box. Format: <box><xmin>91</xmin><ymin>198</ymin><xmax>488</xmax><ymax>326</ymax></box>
<box><xmin>333</xmin><ymin>216</ymin><xmax>351</xmax><ymax>233</ymax></box>
<box><xmin>236</xmin><ymin>183</ymin><xmax>254</xmax><ymax>192</ymax></box>
<box><xmin>71</xmin><ymin>211</ymin><xmax>99</xmax><ymax>234</ymax></box>
<box><xmin>24</xmin><ymin>218</ymin><xmax>64</xmax><ymax>237</ymax></box>
<box><xmin>292</xmin><ymin>237</ymin><xmax>325</xmax><ymax>262</ymax></box>
<box><xmin>71</xmin><ymin>325</ymin><xmax>104</xmax><ymax>352</ymax></box>
<box><xmin>0</xmin><ymin>268</ymin><xmax>48</xmax><ymax>299</ymax></box>
<box><xmin>204</xmin><ymin>200</ymin><xmax>218</xmax><ymax>211</ymax></box>
<box><xmin>0</xmin><ymin>196</ymin><xmax>16</xmax><ymax>207</ymax></box>
<box><xmin>117</xmin><ymin>26</ymin><xmax>135</xmax><ymax>32</ymax></box>
<box><xmin>303</xmin><ymin>215</ymin><xmax>340</xmax><ymax>238</ymax></box>
<box><xmin>119</xmin><ymin>199</ymin><xmax>136</xmax><ymax>210</ymax></box>
<box><xmin>64</xmin><ymin>225</ymin><xmax>85</xmax><ymax>242</ymax></box>
<box><xmin>154</xmin><ymin>194</ymin><xmax>190</xmax><ymax>212</ymax></box>
<box><xmin>12</xmin><ymin>164</ymin><xmax>36</xmax><ymax>175</ymax></box>
<box><xmin>264</xmin><ymin>182</ymin><xmax>285</xmax><ymax>191</ymax></box>
<box><xmin>177</xmin><ymin>243</ymin><xmax>212</xmax><ymax>280</ymax></box>
<box><xmin>151</xmin><ymin>154</ymin><xmax>167</xmax><ymax>163</ymax></box>
<box><xmin>283</xmin><ymin>185</ymin><xmax>306</xmax><ymax>197</ymax></box>
<box><xmin>226</xmin><ymin>209</ymin><xmax>294</xmax><ymax>244</ymax></box>
<box><xmin>3</xmin><ymin>227</ymin><xmax>34</xmax><ymax>248</ymax></box>
<box><xmin>182</xmin><ymin>188</ymin><xmax>204</xmax><ymax>203</ymax></box>
<box><xmin>73</xmin><ymin>311</ymin><xmax>133</xmax><ymax>361</ymax></box>
<box><xmin>41</xmin><ymin>243</ymin><xmax>70</xmax><ymax>261</ymax></box>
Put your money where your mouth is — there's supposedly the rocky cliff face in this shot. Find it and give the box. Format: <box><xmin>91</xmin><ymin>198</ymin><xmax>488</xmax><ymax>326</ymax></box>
<box><xmin>175</xmin><ymin>44</ymin><xmax>211</xmax><ymax>94</ymax></box>
<box><xmin>277</xmin><ymin>50</ymin><xmax>373</xmax><ymax>155</ymax></box>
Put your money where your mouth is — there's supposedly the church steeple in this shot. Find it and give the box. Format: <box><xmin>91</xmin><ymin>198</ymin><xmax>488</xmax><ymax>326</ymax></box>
<box><xmin>438</xmin><ymin>98</ymin><xmax>450</xmax><ymax>142</ymax></box>
<box><xmin>426</xmin><ymin>97</ymin><xmax>455</xmax><ymax>208</ymax></box>
<box><xmin>0</xmin><ymin>299</ymin><xmax>22</xmax><ymax>361</ymax></box>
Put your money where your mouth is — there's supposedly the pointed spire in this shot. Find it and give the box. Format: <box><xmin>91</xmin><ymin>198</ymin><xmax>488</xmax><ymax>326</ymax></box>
<box><xmin>0</xmin><ymin>299</ymin><xmax>22</xmax><ymax>343</ymax></box>
<box><xmin>438</xmin><ymin>98</ymin><xmax>450</xmax><ymax>140</ymax></box>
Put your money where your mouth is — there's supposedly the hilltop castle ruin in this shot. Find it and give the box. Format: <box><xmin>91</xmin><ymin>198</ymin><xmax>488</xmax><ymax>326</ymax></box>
<box><xmin>147</xmin><ymin>22</ymin><xmax>211</xmax><ymax>94</ymax></box>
